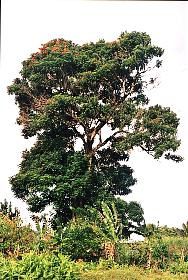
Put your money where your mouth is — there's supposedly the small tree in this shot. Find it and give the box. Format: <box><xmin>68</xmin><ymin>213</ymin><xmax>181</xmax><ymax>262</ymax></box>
<box><xmin>182</xmin><ymin>221</ymin><xmax>188</xmax><ymax>237</ymax></box>
<box><xmin>0</xmin><ymin>199</ymin><xmax>20</xmax><ymax>220</ymax></box>
<box><xmin>114</xmin><ymin>198</ymin><xmax>145</xmax><ymax>238</ymax></box>
<box><xmin>101</xmin><ymin>201</ymin><xmax>122</xmax><ymax>242</ymax></box>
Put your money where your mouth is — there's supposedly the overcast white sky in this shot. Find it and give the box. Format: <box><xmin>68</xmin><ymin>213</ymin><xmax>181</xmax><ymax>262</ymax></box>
<box><xmin>0</xmin><ymin>0</ymin><xmax>188</xmax><ymax>228</ymax></box>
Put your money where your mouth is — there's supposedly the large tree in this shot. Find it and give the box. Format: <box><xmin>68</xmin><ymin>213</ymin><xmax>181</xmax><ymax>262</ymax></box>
<box><xmin>8</xmin><ymin>31</ymin><xmax>182</xmax><ymax>226</ymax></box>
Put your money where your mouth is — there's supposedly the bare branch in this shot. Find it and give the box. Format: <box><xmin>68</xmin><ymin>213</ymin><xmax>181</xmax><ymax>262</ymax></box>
<box><xmin>140</xmin><ymin>145</ymin><xmax>153</xmax><ymax>155</ymax></box>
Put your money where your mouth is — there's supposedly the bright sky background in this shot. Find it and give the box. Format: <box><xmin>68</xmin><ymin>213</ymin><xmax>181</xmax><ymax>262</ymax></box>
<box><xmin>0</xmin><ymin>0</ymin><xmax>188</xmax><ymax>228</ymax></box>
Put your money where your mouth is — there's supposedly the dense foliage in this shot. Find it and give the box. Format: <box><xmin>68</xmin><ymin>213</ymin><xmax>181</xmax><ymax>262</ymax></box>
<box><xmin>8</xmin><ymin>31</ymin><xmax>182</xmax><ymax>226</ymax></box>
<box><xmin>0</xmin><ymin>252</ymin><xmax>79</xmax><ymax>280</ymax></box>
<box><xmin>0</xmin><ymin>207</ymin><xmax>188</xmax><ymax>279</ymax></box>
<box><xmin>0</xmin><ymin>213</ymin><xmax>36</xmax><ymax>256</ymax></box>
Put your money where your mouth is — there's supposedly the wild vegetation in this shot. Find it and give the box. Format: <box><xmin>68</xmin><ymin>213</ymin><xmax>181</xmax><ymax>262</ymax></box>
<box><xmin>0</xmin><ymin>200</ymin><xmax>188</xmax><ymax>279</ymax></box>
<box><xmin>2</xmin><ymin>31</ymin><xmax>186</xmax><ymax>278</ymax></box>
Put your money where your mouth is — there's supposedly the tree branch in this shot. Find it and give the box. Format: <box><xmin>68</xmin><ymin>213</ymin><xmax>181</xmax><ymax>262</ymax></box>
<box><xmin>93</xmin><ymin>130</ymin><xmax>128</xmax><ymax>152</ymax></box>
<box><xmin>89</xmin><ymin>120</ymin><xmax>106</xmax><ymax>142</ymax></box>
<box><xmin>72</xmin><ymin>126</ymin><xmax>86</xmax><ymax>144</ymax></box>
<box><xmin>140</xmin><ymin>145</ymin><xmax>153</xmax><ymax>155</ymax></box>
<box><xmin>65</xmin><ymin>108</ymin><xmax>87</xmax><ymax>130</ymax></box>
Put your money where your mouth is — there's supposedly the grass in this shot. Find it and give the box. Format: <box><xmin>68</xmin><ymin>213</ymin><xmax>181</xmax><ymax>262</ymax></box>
<box><xmin>80</xmin><ymin>266</ymin><xmax>188</xmax><ymax>280</ymax></box>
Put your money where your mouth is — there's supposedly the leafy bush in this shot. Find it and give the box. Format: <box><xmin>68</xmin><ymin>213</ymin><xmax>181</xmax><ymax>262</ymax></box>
<box><xmin>59</xmin><ymin>219</ymin><xmax>106</xmax><ymax>261</ymax></box>
<box><xmin>0</xmin><ymin>252</ymin><xmax>80</xmax><ymax>279</ymax></box>
<box><xmin>116</xmin><ymin>241</ymin><xmax>148</xmax><ymax>266</ymax></box>
<box><xmin>0</xmin><ymin>212</ymin><xmax>57</xmax><ymax>256</ymax></box>
<box><xmin>163</xmin><ymin>236</ymin><xmax>188</xmax><ymax>262</ymax></box>
<box><xmin>0</xmin><ymin>213</ymin><xmax>36</xmax><ymax>256</ymax></box>
<box><xmin>116</xmin><ymin>236</ymin><xmax>188</xmax><ymax>270</ymax></box>
<box><xmin>150</xmin><ymin>238</ymin><xmax>169</xmax><ymax>269</ymax></box>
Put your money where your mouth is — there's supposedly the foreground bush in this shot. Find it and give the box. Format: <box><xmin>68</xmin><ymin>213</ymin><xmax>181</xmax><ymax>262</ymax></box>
<box><xmin>0</xmin><ymin>252</ymin><xmax>80</xmax><ymax>279</ymax></box>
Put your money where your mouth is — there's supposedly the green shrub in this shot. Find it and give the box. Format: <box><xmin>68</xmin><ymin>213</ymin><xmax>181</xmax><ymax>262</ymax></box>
<box><xmin>60</xmin><ymin>220</ymin><xmax>106</xmax><ymax>261</ymax></box>
<box><xmin>0</xmin><ymin>252</ymin><xmax>80</xmax><ymax>279</ymax></box>
<box><xmin>150</xmin><ymin>239</ymin><xmax>169</xmax><ymax>269</ymax></box>
<box><xmin>116</xmin><ymin>241</ymin><xmax>148</xmax><ymax>266</ymax></box>
<box><xmin>116</xmin><ymin>236</ymin><xmax>188</xmax><ymax>270</ymax></box>
<box><xmin>0</xmin><ymin>213</ymin><xmax>36</xmax><ymax>256</ymax></box>
<box><xmin>162</xmin><ymin>236</ymin><xmax>188</xmax><ymax>262</ymax></box>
